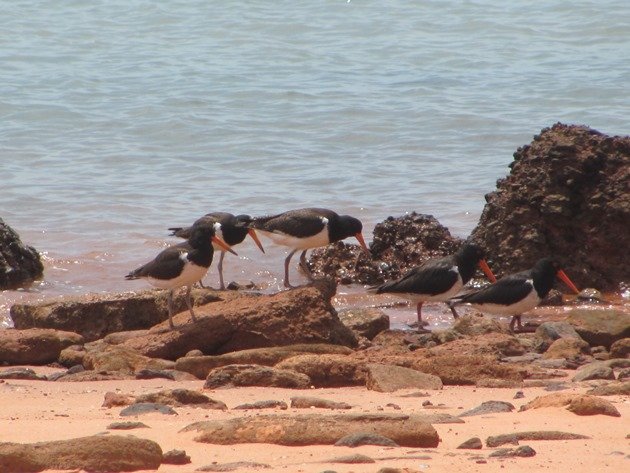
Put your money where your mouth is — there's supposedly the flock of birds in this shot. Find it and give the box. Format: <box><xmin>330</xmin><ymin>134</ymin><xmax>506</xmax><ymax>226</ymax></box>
<box><xmin>125</xmin><ymin>207</ymin><xmax>580</xmax><ymax>331</ymax></box>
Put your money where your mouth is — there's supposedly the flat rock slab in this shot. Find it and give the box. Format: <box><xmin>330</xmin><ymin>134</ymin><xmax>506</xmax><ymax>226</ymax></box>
<box><xmin>120</xmin><ymin>402</ymin><xmax>178</xmax><ymax>416</ymax></box>
<box><xmin>204</xmin><ymin>364</ymin><xmax>311</xmax><ymax>389</ymax></box>
<box><xmin>325</xmin><ymin>453</ymin><xmax>376</xmax><ymax>464</ymax></box>
<box><xmin>175</xmin><ymin>343</ymin><xmax>353</xmax><ymax>379</ymax></box>
<box><xmin>181</xmin><ymin>413</ymin><xmax>440</xmax><ymax>447</ymax></box>
<box><xmin>0</xmin><ymin>435</ymin><xmax>162</xmax><ymax>472</ymax></box>
<box><xmin>290</xmin><ymin>396</ymin><xmax>352</xmax><ymax>410</ymax></box>
<box><xmin>366</xmin><ymin>364</ymin><xmax>443</xmax><ymax>392</ymax></box>
<box><xmin>489</xmin><ymin>445</ymin><xmax>536</xmax><ymax>458</ymax></box>
<box><xmin>135</xmin><ymin>388</ymin><xmax>227</xmax><ymax>409</ymax></box>
<box><xmin>197</xmin><ymin>461</ymin><xmax>271</xmax><ymax>471</ymax></box>
<box><xmin>487</xmin><ymin>431</ymin><xmax>590</xmax><ymax>447</ymax></box>
<box><xmin>459</xmin><ymin>401</ymin><xmax>515</xmax><ymax>417</ymax></box>
<box><xmin>587</xmin><ymin>381</ymin><xmax>630</xmax><ymax>396</ymax></box>
<box><xmin>107</xmin><ymin>421</ymin><xmax>150</xmax><ymax>430</ymax></box>
<box><xmin>233</xmin><ymin>400</ymin><xmax>288</xmax><ymax>410</ymax></box>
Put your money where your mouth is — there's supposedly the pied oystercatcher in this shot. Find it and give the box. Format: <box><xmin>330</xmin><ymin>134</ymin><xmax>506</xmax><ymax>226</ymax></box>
<box><xmin>168</xmin><ymin>212</ymin><xmax>265</xmax><ymax>289</ymax></box>
<box><xmin>249</xmin><ymin>207</ymin><xmax>370</xmax><ymax>288</ymax></box>
<box><xmin>125</xmin><ymin>223</ymin><xmax>236</xmax><ymax>329</ymax></box>
<box><xmin>373</xmin><ymin>243</ymin><xmax>497</xmax><ymax>330</ymax></box>
<box><xmin>453</xmin><ymin>257</ymin><xmax>580</xmax><ymax>331</ymax></box>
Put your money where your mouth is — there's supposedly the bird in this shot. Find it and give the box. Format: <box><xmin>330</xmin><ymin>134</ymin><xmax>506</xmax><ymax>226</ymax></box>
<box><xmin>168</xmin><ymin>212</ymin><xmax>265</xmax><ymax>290</ymax></box>
<box><xmin>125</xmin><ymin>223</ymin><xmax>236</xmax><ymax>329</ymax></box>
<box><xmin>248</xmin><ymin>207</ymin><xmax>370</xmax><ymax>288</ymax></box>
<box><xmin>452</xmin><ymin>257</ymin><xmax>580</xmax><ymax>332</ymax></box>
<box><xmin>373</xmin><ymin>243</ymin><xmax>497</xmax><ymax>330</ymax></box>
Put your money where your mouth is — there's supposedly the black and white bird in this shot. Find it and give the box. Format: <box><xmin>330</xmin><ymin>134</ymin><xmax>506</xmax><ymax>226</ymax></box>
<box><xmin>373</xmin><ymin>243</ymin><xmax>496</xmax><ymax>330</ymax></box>
<box><xmin>453</xmin><ymin>257</ymin><xmax>580</xmax><ymax>331</ymax></box>
<box><xmin>125</xmin><ymin>223</ymin><xmax>236</xmax><ymax>329</ymax></box>
<box><xmin>168</xmin><ymin>212</ymin><xmax>265</xmax><ymax>290</ymax></box>
<box><xmin>248</xmin><ymin>207</ymin><xmax>370</xmax><ymax>288</ymax></box>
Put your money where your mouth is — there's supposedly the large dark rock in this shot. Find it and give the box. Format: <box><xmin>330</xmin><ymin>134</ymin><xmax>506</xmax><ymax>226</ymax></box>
<box><xmin>309</xmin><ymin>212</ymin><xmax>464</xmax><ymax>285</ymax></box>
<box><xmin>470</xmin><ymin>123</ymin><xmax>630</xmax><ymax>291</ymax></box>
<box><xmin>0</xmin><ymin>218</ymin><xmax>43</xmax><ymax>290</ymax></box>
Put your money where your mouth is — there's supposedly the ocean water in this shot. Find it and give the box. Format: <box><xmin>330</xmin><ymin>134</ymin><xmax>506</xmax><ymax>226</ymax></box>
<box><xmin>2</xmin><ymin>1</ymin><xmax>629</xmax><ymax>327</ymax></box>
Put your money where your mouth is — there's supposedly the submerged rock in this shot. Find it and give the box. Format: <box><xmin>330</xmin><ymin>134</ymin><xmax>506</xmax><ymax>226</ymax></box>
<box><xmin>0</xmin><ymin>218</ymin><xmax>43</xmax><ymax>290</ymax></box>
<box><xmin>470</xmin><ymin>123</ymin><xmax>630</xmax><ymax>291</ymax></box>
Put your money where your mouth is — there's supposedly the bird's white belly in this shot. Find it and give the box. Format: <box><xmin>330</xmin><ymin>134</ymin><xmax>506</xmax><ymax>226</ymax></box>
<box><xmin>470</xmin><ymin>289</ymin><xmax>541</xmax><ymax>316</ymax></box>
<box><xmin>258</xmin><ymin>228</ymin><xmax>329</xmax><ymax>250</ymax></box>
<box><xmin>147</xmin><ymin>262</ymin><xmax>209</xmax><ymax>289</ymax></box>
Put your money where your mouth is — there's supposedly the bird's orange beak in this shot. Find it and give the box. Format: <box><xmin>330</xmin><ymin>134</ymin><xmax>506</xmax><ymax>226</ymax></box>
<box><xmin>556</xmin><ymin>269</ymin><xmax>580</xmax><ymax>294</ymax></box>
<box><xmin>478</xmin><ymin>259</ymin><xmax>497</xmax><ymax>283</ymax></box>
<box><xmin>354</xmin><ymin>232</ymin><xmax>370</xmax><ymax>254</ymax></box>
<box><xmin>212</xmin><ymin>235</ymin><xmax>238</xmax><ymax>255</ymax></box>
<box><xmin>248</xmin><ymin>228</ymin><xmax>265</xmax><ymax>254</ymax></box>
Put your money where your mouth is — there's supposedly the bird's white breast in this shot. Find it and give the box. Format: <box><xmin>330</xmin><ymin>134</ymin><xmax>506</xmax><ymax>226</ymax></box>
<box><xmin>258</xmin><ymin>217</ymin><xmax>330</xmax><ymax>249</ymax></box>
<box><xmin>147</xmin><ymin>253</ymin><xmax>209</xmax><ymax>289</ymax></box>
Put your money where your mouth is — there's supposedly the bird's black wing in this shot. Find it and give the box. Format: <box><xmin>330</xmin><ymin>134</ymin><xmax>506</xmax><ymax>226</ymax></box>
<box><xmin>377</xmin><ymin>262</ymin><xmax>459</xmax><ymax>296</ymax></box>
<box><xmin>252</xmin><ymin>209</ymin><xmax>327</xmax><ymax>238</ymax></box>
<box><xmin>125</xmin><ymin>246</ymin><xmax>187</xmax><ymax>281</ymax></box>
<box><xmin>458</xmin><ymin>276</ymin><xmax>533</xmax><ymax>305</ymax></box>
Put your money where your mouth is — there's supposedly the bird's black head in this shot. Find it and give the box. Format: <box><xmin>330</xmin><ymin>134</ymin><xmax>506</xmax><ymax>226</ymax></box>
<box><xmin>331</xmin><ymin>214</ymin><xmax>364</xmax><ymax>242</ymax></box>
<box><xmin>187</xmin><ymin>222</ymin><xmax>217</xmax><ymax>249</ymax></box>
<box><xmin>233</xmin><ymin>214</ymin><xmax>253</xmax><ymax>228</ymax></box>
<box><xmin>455</xmin><ymin>243</ymin><xmax>492</xmax><ymax>284</ymax></box>
<box><xmin>531</xmin><ymin>257</ymin><xmax>560</xmax><ymax>297</ymax></box>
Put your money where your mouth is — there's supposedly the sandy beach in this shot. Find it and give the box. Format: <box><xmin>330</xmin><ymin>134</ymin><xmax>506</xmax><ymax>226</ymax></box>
<box><xmin>1</xmin><ymin>364</ymin><xmax>628</xmax><ymax>473</ymax></box>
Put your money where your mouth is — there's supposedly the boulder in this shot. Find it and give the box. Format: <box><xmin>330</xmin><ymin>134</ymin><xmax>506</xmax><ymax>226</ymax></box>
<box><xmin>452</xmin><ymin>314</ymin><xmax>508</xmax><ymax>336</ymax></box>
<box><xmin>275</xmin><ymin>354</ymin><xmax>367</xmax><ymax>387</ymax></box>
<box><xmin>520</xmin><ymin>393</ymin><xmax>621</xmax><ymax>417</ymax></box>
<box><xmin>542</xmin><ymin>338</ymin><xmax>591</xmax><ymax>360</ymax></box>
<box><xmin>0</xmin><ymin>328</ymin><xmax>83</xmax><ymax>365</ymax></box>
<box><xmin>82</xmin><ymin>344</ymin><xmax>174</xmax><ymax>374</ymax></box>
<box><xmin>337</xmin><ymin>308</ymin><xmax>390</xmax><ymax>340</ymax></box>
<box><xmin>571</xmin><ymin>362</ymin><xmax>615</xmax><ymax>382</ymax></box>
<box><xmin>309</xmin><ymin>212</ymin><xmax>463</xmax><ymax>285</ymax></box>
<box><xmin>534</xmin><ymin>321</ymin><xmax>584</xmax><ymax>352</ymax></box>
<box><xmin>0</xmin><ymin>218</ymin><xmax>43</xmax><ymax>290</ymax></box>
<box><xmin>365</xmin><ymin>364</ymin><xmax>443</xmax><ymax>392</ymax></box>
<box><xmin>175</xmin><ymin>343</ymin><xmax>353</xmax><ymax>379</ymax></box>
<box><xmin>204</xmin><ymin>364</ymin><xmax>311</xmax><ymax>389</ymax></box>
<box><xmin>609</xmin><ymin>338</ymin><xmax>630</xmax><ymax>358</ymax></box>
<box><xmin>122</xmin><ymin>281</ymin><xmax>357</xmax><ymax>360</ymax></box>
<box><xmin>182</xmin><ymin>413</ymin><xmax>440</xmax><ymax>447</ymax></box>
<box><xmin>470</xmin><ymin>123</ymin><xmax>630</xmax><ymax>291</ymax></box>
<box><xmin>0</xmin><ymin>435</ymin><xmax>162</xmax><ymax>472</ymax></box>
<box><xmin>566</xmin><ymin>309</ymin><xmax>630</xmax><ymax>348</ymax></box>
<box><xmin>10</xmin><ymin>288</ymin><xmax>228</xmax><ymax>341</ymax></box>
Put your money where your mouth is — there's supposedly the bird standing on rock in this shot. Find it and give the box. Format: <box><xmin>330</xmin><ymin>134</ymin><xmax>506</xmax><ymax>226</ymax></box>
<box><xmin>125</xmin><ymin>223</ymin><xmax>236</xmax><ymax>329</ymax></box>
<box><xmin>168</xmin><ymin>212</ymin><xmax>265</xmax><ymax>290</ymax></box>
<box><xmin>248</xmin><ymin>207</ymin><xmax>370</xmax><ymax>288</ymax></box>
<box><xmin>373</xmin><ymin>243</ymin><xmax>496</xmax><ymax>330</ymax></box>
<box><xmin>452</xmin><ymin>257</ymin><xmax>580</xmax><ymax>332</ymax></box>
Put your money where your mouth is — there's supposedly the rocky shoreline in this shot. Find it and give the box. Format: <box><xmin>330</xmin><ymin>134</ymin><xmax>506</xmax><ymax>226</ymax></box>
<box><xmin>1</xmin><ymin>123</ymin><xmax>629</xmax><ymax>471</ymax></box>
